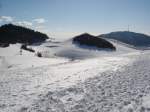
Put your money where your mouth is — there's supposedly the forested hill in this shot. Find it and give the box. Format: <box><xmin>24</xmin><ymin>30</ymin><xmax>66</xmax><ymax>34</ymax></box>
<box><xmin>100</xmin><ymin>31</ymin><xmax>150</xmax><ymax>47</ymax></box>
<box><xmin>0</xmin><ymin>24</ymin><xmax>49</xmax><ymax>44</ymax></box>
<box><xmin>73</xmin><ymin>33</ymin><xmax>116</xmax><ymax>50</ymax></box>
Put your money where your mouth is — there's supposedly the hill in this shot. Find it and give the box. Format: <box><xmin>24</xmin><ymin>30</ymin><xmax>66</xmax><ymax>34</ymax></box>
<box><xmin>0</xmin><ymin>24</ymin><xmax>49</xmax><ymax>45</ymax></box>
<box><xmin>72</xmin><ymin>33</ymin><xmax>116</xmax><ymax>50</ymax></box>
<box><xmin>100</xmin><ymin>31</ymin><xmax>150</xmax><ymax>47</ymax></box>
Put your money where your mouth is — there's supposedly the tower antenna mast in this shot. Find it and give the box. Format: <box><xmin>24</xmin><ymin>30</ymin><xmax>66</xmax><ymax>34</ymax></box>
<box><xmin>128</xmin><ymin>25</ymin><xmax>130</xmax><ymax>32</ymax></box>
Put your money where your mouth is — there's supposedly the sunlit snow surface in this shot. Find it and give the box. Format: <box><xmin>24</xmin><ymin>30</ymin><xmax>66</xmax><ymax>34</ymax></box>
<box><xmin>0</xmin><ymin>41</ymin><xmax>150</xmax><ymax>112</ymax></box>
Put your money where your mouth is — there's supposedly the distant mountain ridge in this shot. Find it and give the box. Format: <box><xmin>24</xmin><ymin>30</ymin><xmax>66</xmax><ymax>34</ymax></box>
<box><xmin>1</xmin><ymin>23</ymin><xmax>150</xmax><ymax>49</ymax></box>
<box><xmin>72</xmin><ymin>33</ymin><xmax>116</xmax><ymax>50</ymax></box>
<box><xmin>99</xmin><ymin>31</ymin><xmax>150</xmax><ymax>47</ymax></box>
<box><xmin>0</xmin><ymin>24</ymin><xmax>49</xmax><ymax>44</ymax></box>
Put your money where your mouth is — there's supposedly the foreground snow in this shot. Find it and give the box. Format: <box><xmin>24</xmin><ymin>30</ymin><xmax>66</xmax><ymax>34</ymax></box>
<box><xmin>1</xmin><ymin>42</ymin><xmax>150</xmax><ymax>112</ymax></box>
<box><xmin>28</xmin><ymin>51</ymin><xmax>150</xmax><ymax>112</ymax></box>
<box><xmin>0</xmin><ymin>44</ymin><xmax>69</xmax><ymax>70</ymax></box>
<box><xmin>0</xmin><ymin>54</ymin><xmax>136</xmax><ymax>111</ymax></box>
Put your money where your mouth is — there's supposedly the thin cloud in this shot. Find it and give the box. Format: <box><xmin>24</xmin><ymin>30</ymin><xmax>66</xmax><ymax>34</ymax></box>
<box><xmin>0</xmin><ymin>16</ymin><xmax>47</xmax><ymax>31</ymax></box>
<box><xmin>33</xmin><ymin>18</ymin><xmax>46</xmax><ymax>24</ymax></box>
<box><xmin>34</xmin><ymin>25</ymin><xmax>49</xmax><ymax>33</ymax></box>
<box><xmin>35</xmin><ymin>25</ymin><xmax>45</xmax><ymax>29</ymax></box>
<box><xmin>14</xmin><ymin>21</ymin><xmax>33</xmax><ymax>27</ymax></box>
<box><xmin>0</xmin><ymin>16</ymin><xmax>13</xmax><ymax>22</ymax></box>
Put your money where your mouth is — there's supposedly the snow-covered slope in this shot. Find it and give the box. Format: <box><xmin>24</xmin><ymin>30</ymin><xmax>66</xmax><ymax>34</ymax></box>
<box><xmin>0</xmin><ymin>38</ymin><xmax>135</xmax><ymax>70</ymax></box>
<box><xmin>28</xmin><ymin>51</ymin><xmax>150</xmax><ymax>112</ymax></box>
<box><xmin>0</xmin><ymin>40</ymin><xmax>147</xmax><ymax>112</ymax></box>
<box><xmin>38</xmin><ymin>38</ymin><xmax>138</xmax><ymax>60</ymax></box>
<box><xmin>100</xmin><ymin>31</ymin><xmax>150</xmax><ymax>48</ymax></box>
<box><xmin>0</xmin><ymin>44</ymin><xmax>69</xmax><ymax>70</ymax></box>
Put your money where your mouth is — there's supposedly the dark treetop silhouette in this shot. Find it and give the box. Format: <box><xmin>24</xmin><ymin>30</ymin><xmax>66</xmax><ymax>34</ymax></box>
<box><xmin>0</xmin><ymin>24</ymin><xmax>49</xmax><ymax>45</ymax></box>
<box><xmin>73</xmin><ymin>33</ymin><xmax>116</xmax><ymax>50</ymax></box>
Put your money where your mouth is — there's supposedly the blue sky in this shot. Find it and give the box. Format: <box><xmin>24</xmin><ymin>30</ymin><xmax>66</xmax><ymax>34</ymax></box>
<box><xmin>0</xmin><ymin>0</ymin><xmax>150</xmax><ymax>39</ymax></box>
